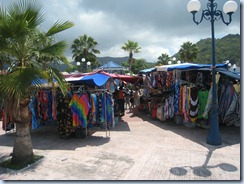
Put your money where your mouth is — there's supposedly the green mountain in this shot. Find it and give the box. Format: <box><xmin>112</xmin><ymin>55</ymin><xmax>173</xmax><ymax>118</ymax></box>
<box><xmin>195</xmin><ymin>34</ymin><xmax>240</xmax><ymax>66</ymax></box>
<box><xmin>52</xmin><ymin>34</ymin><xmax>240</xmax><ymax>72</ymax></box>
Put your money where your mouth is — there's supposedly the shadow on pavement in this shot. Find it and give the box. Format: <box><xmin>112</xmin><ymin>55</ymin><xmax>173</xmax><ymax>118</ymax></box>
<box><xmin>0</xmin><ymin>123</ymin><xmax>111</xmax><ymax>151</ymax></box>
<box><xmin>170</xmin><ymin>147</ymin><xmax>238</xmax><ymax>178</ymax></box>
<box><xmin>0</xmin><ymin>114</ymin><xmax>131</xmax><ymax>151</ymax></box>
<box><xmin>134</xmin><ymin>110</ymin><xmax>240</xmax><ymax>179</ymax></box>
<box><xmin>135</xmin><ymin>110</ymin><xmax>240</xmax><ymax>148</ymax></box>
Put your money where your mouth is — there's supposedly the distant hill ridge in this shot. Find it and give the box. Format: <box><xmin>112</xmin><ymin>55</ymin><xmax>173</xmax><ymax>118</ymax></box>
<box><xmin>53</xmin><ymin>34</ymin><xmax>240</xmax><ymax>71</ymax></box>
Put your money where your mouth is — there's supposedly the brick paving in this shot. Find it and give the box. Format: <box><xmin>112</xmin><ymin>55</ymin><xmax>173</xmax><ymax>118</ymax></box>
<box><xmin>0</xmin><ymin>110</ymin><xmax>241</xmax><ymax>180</ymax></box>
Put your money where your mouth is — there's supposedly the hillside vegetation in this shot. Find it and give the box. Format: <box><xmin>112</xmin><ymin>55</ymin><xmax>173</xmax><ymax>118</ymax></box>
<box><xmin>195</xmin><ymin>34</ymin><xmax>240</xmax><ymax>66</ymax></box>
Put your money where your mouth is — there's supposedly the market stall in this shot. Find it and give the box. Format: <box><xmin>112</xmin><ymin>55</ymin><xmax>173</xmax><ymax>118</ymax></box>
<box><xmin>138</xmin><ymin>63</ymin><xmax>240</xmax><ymax>128</ymax></box>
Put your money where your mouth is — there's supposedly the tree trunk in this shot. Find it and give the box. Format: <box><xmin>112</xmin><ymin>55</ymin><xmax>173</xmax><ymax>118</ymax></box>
<box><xmin>11</xmin><ymin>98</ymin><xmax>33</xmax><ymax>165</ymax></box>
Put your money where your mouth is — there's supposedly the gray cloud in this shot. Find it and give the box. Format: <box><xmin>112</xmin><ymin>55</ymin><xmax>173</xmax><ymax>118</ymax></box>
<box><xmin>1</xmin><ymin>0</ymin><xmax>241</xmax><ymax>62</ymax></box>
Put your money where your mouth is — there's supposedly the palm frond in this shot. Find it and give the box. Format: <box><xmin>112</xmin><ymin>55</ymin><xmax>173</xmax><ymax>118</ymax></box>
<box><xmin>46</xmin><ymin>20</ymin><xmax>74</xmax><ymax>37</ymax></box>
<box><xmin>40</xmin><ymin>41</ymin><xmax>68</xmax><ymax>57</ymax></box>
<box><xmin>45</xmin><ymin>66</ymin><xmax>68</xmax><ymax>95</ymax></box>
<box><xmin>0</xmin><ymin>67</ymin><xmax>45</xmax><ymax>98</ymax></box>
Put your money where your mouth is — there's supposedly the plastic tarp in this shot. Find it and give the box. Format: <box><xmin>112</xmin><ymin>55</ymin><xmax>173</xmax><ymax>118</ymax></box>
<box><xmin>195</xmin><ymin>67</ymin><xmax>240</xmax><ymax>80</ymax></box>
<box><xmin>101</xmin><ymin>72</ymin><xmax>140</xmax><ymax>84</ymax></box>
<box><xmin>138</xmin><ymin>67</ymin><xmax>156</xmax><ymax>74</ymax></box>
<box><xmin>156</xmin><ymin>63</ymin><xmax>227</xmax><ymax>71</ymax></box>
<box><xmin>65</xmin><ymin>76</ymin><xmax>84</xmax><ymax>82</ymax></box>
<box><xmin>79</xmin><ymin>73</ymin><xmax>110</xmax><ymax>86</ymax></box>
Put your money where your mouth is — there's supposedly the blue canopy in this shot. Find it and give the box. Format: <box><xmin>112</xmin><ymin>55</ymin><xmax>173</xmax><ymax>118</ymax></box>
<box><xmin>138</xmin><ymin>67</ymin><xmax>156</xmax><ymax>74</ymax></box>
<box><xmin>195</xmin><ymin>67</ymin><xmax>240</xmax><ymax>80</ymax></box>
<box><xmin>156</xmin><ymin>63</ymin><xmax>228</xmax><ymax>71</ymax></box>
<box><xmin>80</xmin><ymin>73</ymin><xmax>110</xmax><ymax>86</ymax></box>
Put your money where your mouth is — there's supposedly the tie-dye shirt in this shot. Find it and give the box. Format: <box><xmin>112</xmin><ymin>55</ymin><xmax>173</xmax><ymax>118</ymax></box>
<box><xmin>69</xmin><ymin>93</ymin><xmax>91</xmax><ymax>127</ymax></box>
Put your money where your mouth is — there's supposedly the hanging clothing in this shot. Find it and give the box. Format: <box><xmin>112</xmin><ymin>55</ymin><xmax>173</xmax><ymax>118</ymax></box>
<box><xmin>174</xmin><ymin>80</ymin><xmax>180</xmax><ymax>114</ymax></box>
<box><xmin>56</xmin><ymin>92</ymin><xmax>73</xmax><ymax>136</ymax></box>
<box><xmin>189</xmin><ymin>87</ymin><xmax>199</xmax><ymax>123</ymax></box>
<box><xmin>223</xmin><ymin>91</ymin><xmax>238</xmax><ymax>126</ymax></box>
<box><xmin>69</xmin><ymin>93</ymin><xmax>91</xmax><ymax>127</ymax></box>
<box><xmin>29</xmin><ymin>97</ymin><xmax>41</xmax><ymax>129</ymax></box>
<box><xmin>198</xmin><ymin>90</ymin><xmax>209</xmax><ymax>119</ymax></box>
<box><xmin>48</xmin><ymin>91</ymin><xmax>53</xmax><ymax>120</ymax></box>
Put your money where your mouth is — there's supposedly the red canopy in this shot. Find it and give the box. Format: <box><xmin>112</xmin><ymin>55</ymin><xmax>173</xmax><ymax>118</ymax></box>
<box><xmin>63</xmin><ymin>70</ymin><xmax>141</xmax><ymax>84</ymax></box>
<box><xmin>101</xmin><ymin>72</ymin><xmax>141</xmax><ymax>84</ymax></box>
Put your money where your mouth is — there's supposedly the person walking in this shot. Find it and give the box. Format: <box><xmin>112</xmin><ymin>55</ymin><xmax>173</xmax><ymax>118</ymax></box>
<box><xmin>118</xmin><ymin>86</ymin><xmax>125</xmax><ymax>116</ymax></box>
<box><xmin>133</xmin><ymin>86</ymin><xmax>141</xmax><ymax>115</ymax></box>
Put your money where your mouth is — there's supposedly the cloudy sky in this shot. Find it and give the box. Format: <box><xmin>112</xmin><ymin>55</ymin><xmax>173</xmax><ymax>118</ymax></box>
<box><xmin>1</xmin><ymin>0</ymin><xmax>241</xmax><ymax>63</ymax></box>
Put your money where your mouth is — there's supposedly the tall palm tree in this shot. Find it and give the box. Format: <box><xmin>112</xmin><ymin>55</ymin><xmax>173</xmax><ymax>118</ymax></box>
<box><xmin>71</xmin><ymin>34</ymin><xmax>100</xmax><ymax>72</ymax></box>
<box><xmin>179</xmin><ymin>41</ymin><xmax>199</xmax><ymax>63</ymax></box>
<box><xmin>121</xmin><ymin>40</ymin><xmax>141</xmax><ymax>74</ymax></box>
<box><xmin>0</xmin><ymin>0</ymin><xmax>74</xmax><ymax>165</ymax></box>
<box><xmin>156</xmin><ymin>53</ymin><xmax>170</xmax><ymax>66</ymax></box>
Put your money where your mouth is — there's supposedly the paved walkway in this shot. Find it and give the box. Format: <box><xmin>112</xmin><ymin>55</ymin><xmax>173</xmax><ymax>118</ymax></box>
<box><xmin>0</xmin><ymin>110</ymin><xmax>241</xmax><ymax>181</ymax></box>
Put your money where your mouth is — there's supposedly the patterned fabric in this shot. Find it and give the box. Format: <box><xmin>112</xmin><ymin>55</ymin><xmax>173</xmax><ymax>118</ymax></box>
<box><xmin>198</xmin><ymin>90</ymin><xmax>209</xmax><ymax>119</ymax></box>
<box><xmin>223</xmin><ymin>91</ymin><xmax>238</xmax><ymax>126</ymax></box>
<box><xmin>56</xmin><ymin>92</ymin><xmax>73</xmax><ymax>136</ymax></box>
<box><xmin>164</xmin><ymin>95</ymin><xmax>174</xmax><ymax>119</ymax></box>
<box><xmin>189</xmin><ymin>87</ymin><xmax>199</xmax><ymax>123</ymax></box>
<box><xmin>182</xmin><ymin>86</ymin><xmax>189</xmax><ymax>122</ymax></box>
<box><xmin>219</xmin><ymin>83</ymin><xmax>234</xmax><ymax>122</ymax></box>
<box><xmin>166</xmin><ymin>71</ymin><xmax>173</xmax><ymax>88</ymax></box>
<box><xmin>174</xmin><ymin>80</ymin><xmax>180</xmax><ymax>114</ymax></box>
<box><xmin>69</xmin><ymin>93</ymin><xmax>91</xmax><ymax>127</ymax></box>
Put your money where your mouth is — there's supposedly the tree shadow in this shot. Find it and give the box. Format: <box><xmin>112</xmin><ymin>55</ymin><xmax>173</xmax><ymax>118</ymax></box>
<box><xmin>0</xmin><ymin>123</ymin><xmax>111</xmax><ymax>151</ymax></box>
<box><xmin>0</xmin><ymin>115</ymin><xmax>131</xmax><ymax>152</ymax></box>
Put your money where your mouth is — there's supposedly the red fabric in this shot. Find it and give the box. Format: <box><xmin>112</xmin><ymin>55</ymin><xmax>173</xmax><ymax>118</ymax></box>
<box><xmin>151</xmin><ymin>108</ymin><xmax>157</xmax><ymax>119</ymax></box>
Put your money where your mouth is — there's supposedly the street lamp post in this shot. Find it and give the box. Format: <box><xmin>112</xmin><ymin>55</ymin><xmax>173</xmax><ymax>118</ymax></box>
<box><xmin>81</xmin><ymin>58</ymin><xmax>86</xmax><ymax>72</ymax></box>
<box><xmin>76</xmin><ymin>61</ymin><xmax>81</xmax><ymax>73</ymax></box>
<box><xmin>233</xmin><ymin>64</ymin><xmax>236</xmax><ymax>72</ymax></box>
<box><xmin>87</xmin><ymin>61</ymin><xmax>91</xmax><ymax>72</ymax></box>
<box><xmin>187</xmin><ymin>0</ymin><xmax>238</xmax><ymax>146</ymax></box>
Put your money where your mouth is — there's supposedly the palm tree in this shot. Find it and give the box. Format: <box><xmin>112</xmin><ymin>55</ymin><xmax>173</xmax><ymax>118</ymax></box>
<box><xmin>156</xmin><ymin>53</ymin><xmax>170</xmax><ymax>66</ymax></box>
<box><xmin>121</xmin><ymin>40</ymin><xmax>141</xmax><ymax>74</ymax></box>
<box><xmin>71</xmin><ymin>34</ymin><xmax>100</xmax><ymax>72</ymax></box>
<box><xmin>178</xmin><ymin>41</ymin><xmax>199</xmax><ymax>63</ymax></box>
<box><xmin>0</xmin><ymin>0</ymin><xmax>74</xmax><ymax>166</ymax></box>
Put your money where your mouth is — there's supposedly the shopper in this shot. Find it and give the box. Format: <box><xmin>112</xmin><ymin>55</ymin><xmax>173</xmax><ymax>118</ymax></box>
<box><xmin>133</xmin><ymin>86</ymin><xmax>141</xmax><ymax>115</ymax></box>
<box><xmin>118</xmin><ymin>86</ymin><xmax>125</xmax><ymax>116</ymax></box>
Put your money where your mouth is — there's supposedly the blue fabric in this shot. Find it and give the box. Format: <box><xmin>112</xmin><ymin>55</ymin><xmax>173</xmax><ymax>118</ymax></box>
<box><xmin>81</xmin><ymin>73</ymin><xmax>110</xmax><ymax>87</ymax></box>
<box><xmin>167</xmin><ymin>63</ymin><xmax>227</xmax><ymax>71</ymax></box>
<box><xmin>29</xmin><ymin>98</ymin><xmax>40</xmax><ymax>129</ymax></box>
<box><xmin>194</xmin><ymin>67</ymin><xmax>240</xmax><ymax>80</ymax></box>
<box><xmin>138</xmin><ymin>68</ymin><xmax>156</xmax><ymax>74</ymax></box>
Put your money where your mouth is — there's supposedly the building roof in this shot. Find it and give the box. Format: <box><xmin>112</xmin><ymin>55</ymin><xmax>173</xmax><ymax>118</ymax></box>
<box><xmin>96</xmin><ymin>61</ymin><xmax>126</xmax><ymax>70</ymax></box>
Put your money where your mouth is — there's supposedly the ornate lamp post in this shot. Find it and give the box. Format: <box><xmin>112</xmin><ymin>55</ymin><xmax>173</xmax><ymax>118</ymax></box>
<box><xmin>233</xmin><ymin>64</ymin><xmax>237</xmax><ymax>72</ymax></box>
<box><xmin>187</xmin><ymin>0</ymin><xmax>238</xmax><ymax>146</ymax></box>
<box><xmin>81</xmin><ymin>58</ymin><xmax>86</xmax><ymax>72</ymax></box>
<box><xmin>168</xmin><ymin>60</ymin><xmax>172</xmax><ymax>65</ymax></box>
<box><xmin>76</xmin><ymin>61</ymin><xmax>81</xmax><ymax>73</ymax></box>
<box><xmin>87</xmin><ymin>61</ymin><xmax>91</xmax><ymax>72</ymax></box>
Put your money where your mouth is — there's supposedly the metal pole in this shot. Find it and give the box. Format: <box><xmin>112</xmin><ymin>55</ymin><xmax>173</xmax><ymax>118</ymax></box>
<box><xmin>206</xmin><ymin>0</ymin><xmax>221</xmax><ymax>145</ymax></box>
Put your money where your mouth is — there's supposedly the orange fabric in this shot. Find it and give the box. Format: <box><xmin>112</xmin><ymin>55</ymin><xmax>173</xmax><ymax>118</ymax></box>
<box><xmin>118</xmin><ymin>90</ymin><xmax>124</xmax><ymax>99</ymax></box>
